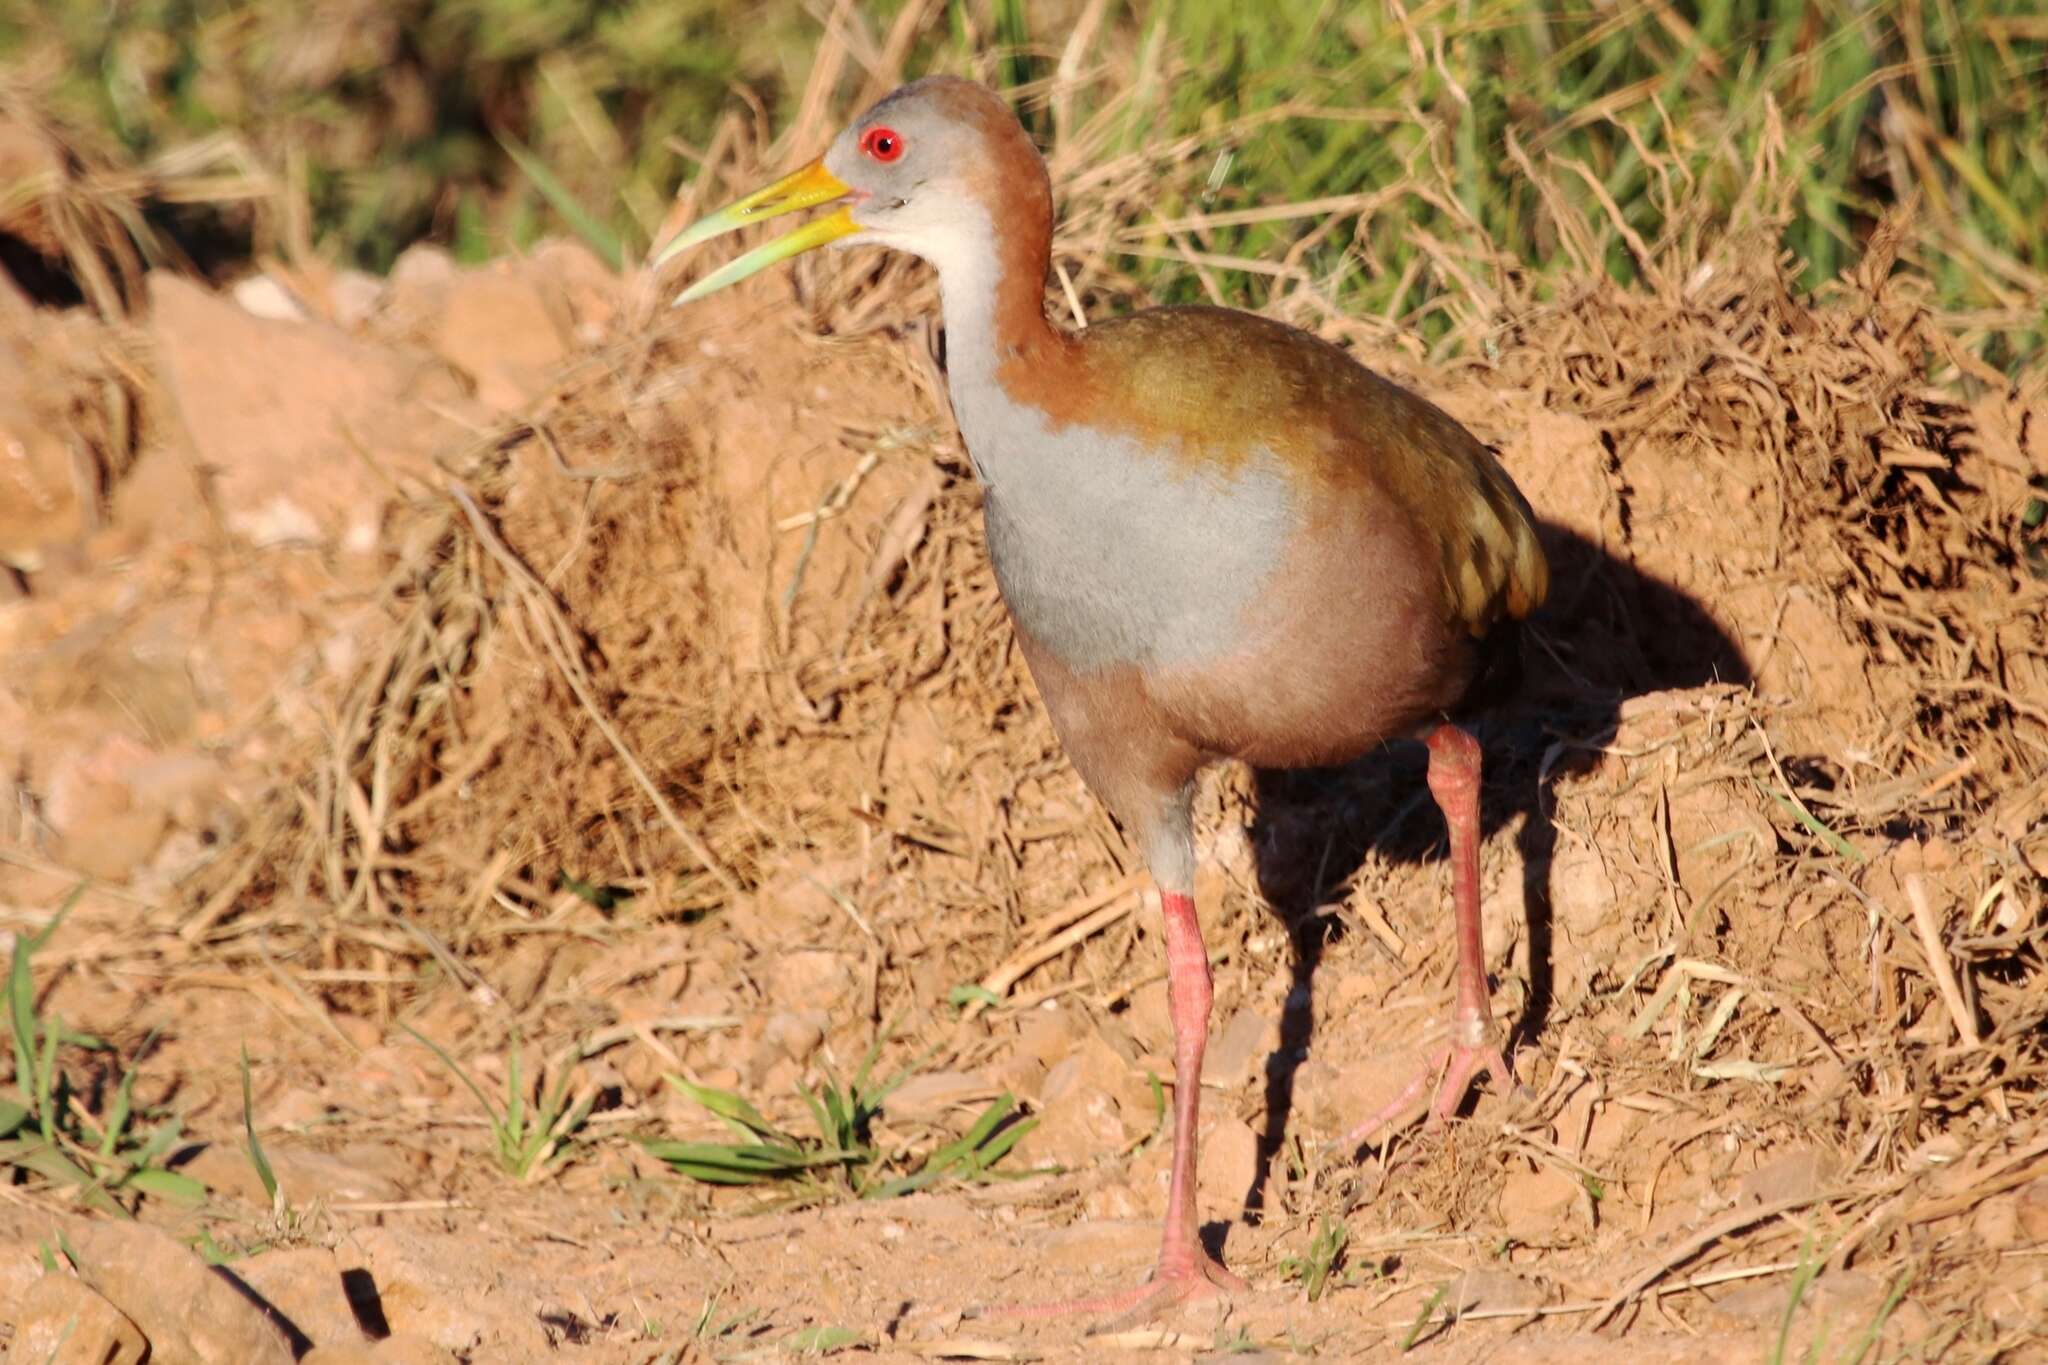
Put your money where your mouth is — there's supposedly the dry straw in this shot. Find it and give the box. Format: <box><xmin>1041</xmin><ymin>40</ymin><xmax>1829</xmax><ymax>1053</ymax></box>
<box><xmin>127</xmin><ymin>17</ymin><xmax>2047</xmax><ymax>1339</ymax></box>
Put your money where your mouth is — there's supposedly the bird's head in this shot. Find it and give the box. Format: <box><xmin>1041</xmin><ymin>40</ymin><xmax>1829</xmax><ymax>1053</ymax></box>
<box><xmin>653</xmin><ymin>76</ymin><xmax>1049</xmax><ymax>304</ymax></box>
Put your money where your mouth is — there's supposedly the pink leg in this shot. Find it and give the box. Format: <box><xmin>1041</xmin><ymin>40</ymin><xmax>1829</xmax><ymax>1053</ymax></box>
<box><xmin>1340</xmin><ymin>724</ymin><xmax>1521</xmax><ymax>1149</ymax></box>
<box><xmin>995</xmin><ymin>889</ymin><xmax>1245</xmax><ymax>1329</ymax></box>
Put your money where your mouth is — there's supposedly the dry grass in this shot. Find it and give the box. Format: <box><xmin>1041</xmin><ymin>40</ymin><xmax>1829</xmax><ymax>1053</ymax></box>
<box><xmin>3</xmin><ymin>18</ymin><xmax>2043</xmax><ymax>1353</ymax></box>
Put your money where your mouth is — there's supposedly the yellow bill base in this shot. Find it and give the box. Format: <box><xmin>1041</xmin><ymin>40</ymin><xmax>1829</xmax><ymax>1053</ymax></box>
<box><xmin>652</xmin><ymin>159</ymin><xmax>861</xmax><ymax>304</ymax></box>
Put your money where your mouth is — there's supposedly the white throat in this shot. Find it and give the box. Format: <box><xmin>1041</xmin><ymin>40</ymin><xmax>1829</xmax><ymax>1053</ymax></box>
<box><xmin>860</xmin><ymin>197</ymin><xmax>1007</xmax><ymax>399</ymax></box>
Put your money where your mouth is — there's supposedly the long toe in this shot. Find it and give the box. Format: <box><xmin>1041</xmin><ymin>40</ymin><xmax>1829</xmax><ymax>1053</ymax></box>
<box><xmin>981</xmin><ymin>1250</ymin><xmax>1245</xmax><ymax>1333</ymax></box>
<box><xmin>1336</xmin><ymin>1043</ymin><xmax>1451</xmax><ymax>1150</ymax></box>
<box><xmin>1337</xmin><ymin>1038</ymin><xmax>1529</xmax><ymax>1151</ymax></box>
<box><xmin>1430</xmin><ymin>1041</ymin><xmax>1520</xmax><ymax>1123</ymax></box>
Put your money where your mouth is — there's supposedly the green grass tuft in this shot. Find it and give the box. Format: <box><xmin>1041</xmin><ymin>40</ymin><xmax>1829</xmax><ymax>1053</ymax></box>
<box><xmin>638</xmin><ymin>1036</ymin><xmax>1040</xmax><ymax>1204</ymax></box>
<box><xmin>1</xmin><ymin>888</ymin><xmax>206</xmax><ymax>1214</ymax></box>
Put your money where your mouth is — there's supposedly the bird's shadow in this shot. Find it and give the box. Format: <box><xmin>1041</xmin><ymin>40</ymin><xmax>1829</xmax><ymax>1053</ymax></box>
<box><xmin>1231</xmin><ymin>518</ymin><xmax>1751</xmax><ymax>1226</ymax></box>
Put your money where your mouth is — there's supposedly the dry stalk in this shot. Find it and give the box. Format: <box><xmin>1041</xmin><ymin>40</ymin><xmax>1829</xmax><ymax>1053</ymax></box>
<box><xmin>447</xmin><ymin>482</ymin><xmax>740</xmax><ymax>898</ymax></box>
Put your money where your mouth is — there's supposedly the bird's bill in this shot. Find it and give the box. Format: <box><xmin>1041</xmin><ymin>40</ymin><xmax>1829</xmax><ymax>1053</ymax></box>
<box><xmin>652</xmin><ymin>159</ymin><xmax>862</xmax><ymax>305</ymax></box>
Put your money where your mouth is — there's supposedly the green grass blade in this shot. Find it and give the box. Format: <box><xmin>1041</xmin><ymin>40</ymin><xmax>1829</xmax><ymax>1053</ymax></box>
<box><xmin>496</xmin><ymin>131</ymin><xmax>624</xmax><ymax>270</ymax></box>
<box><xmin>100</xmin><ymin>1066</ymin><xmax>137</xmax><ymax>1158</ymax></box>
<box><xmin>124</xmin><ymin>1167</ymin><xmax>208</xmax><ymax>1206</ymax></box>
<box><xmin>664</xmin><ymin>1075</ymin><xmax>784</xmax><ymax>1142</ymax></box>
<box><xmin>239</xmin><ymin>1045</ymin><xmax>278</xmax><ymax>1206</ymax></box>
<box><xmin>798</xmin><ymin>1082</ymin><xmax>834</xmax><ymax>1146</ymax></box>
<box><xmin>1841</xmin><ymin>1262</ymin><xmax>1916</xmax><ymax>1365</ymax></box>
<box><xmin>1760</xmin><ymin>783</ymin><xmax>1866</xmax><ymax>863</ymax></box>
<box><xmin>34</xmin><ymin>1017</ymin><xmax>61</xmax><ymax>1143</ymax></box>
<box><xmin>401</xmin><ymin>1024</ymin><xmax>506</xmax><ymax>1129</ymax></box>
<box><xmin>968</xmin><ymin>1113</ymin><xmax>1036</xmax><ymax>1170</ymax></box>
<box><xmin>633</xmin><ymin>1136</ymin><xmax>858</xmax><ymax>1186</ymax></box>
<box><xmin>129</xmin><ymin>1117</ymin><xmax>185</xmax><ymax>1171</ymax></box>
<box><xmin>505</xmin><ymin>1037</ymin><xmax>526</xmax><ymax>1144</ymax></box>
<box><xmin>1401</xmin><ymin>1281</ymin><xmax>1452</xmax><ymax>1351</ymax></box>
<box><xmin>786</xmin><ymin>1324</ymin><xmax>865</xmax><ymax>1355</ymax></box>
<box><xmin>8</xmin><ymin>954</ymin><xmax>35</xmax><ymax>1106</ymax></box>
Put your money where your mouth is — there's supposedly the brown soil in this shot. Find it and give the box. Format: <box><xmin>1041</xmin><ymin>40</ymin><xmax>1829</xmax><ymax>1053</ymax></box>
<box><xmin>2</xmin><ymin>168</ymin><xmax>2045</xmax><ymax>1359</ymax></box>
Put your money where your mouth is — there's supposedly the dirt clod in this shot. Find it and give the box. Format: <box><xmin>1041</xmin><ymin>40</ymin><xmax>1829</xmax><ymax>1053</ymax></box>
<box><xmin>7</xmin><ymin>1273</ymin><xmax>149</xmax><ymax>1365</ymax></box>
<box><xmin>67</xmin><ymin>1221</ymin><xmax>295</xmax><ymax>1365</ymax></box>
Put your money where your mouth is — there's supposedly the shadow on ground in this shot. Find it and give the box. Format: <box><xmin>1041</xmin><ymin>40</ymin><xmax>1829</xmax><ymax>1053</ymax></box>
<box><xmin>1235</xmin><ymin>518</ymin><xmax>1753</xmax><ymax>1228</ymax></box>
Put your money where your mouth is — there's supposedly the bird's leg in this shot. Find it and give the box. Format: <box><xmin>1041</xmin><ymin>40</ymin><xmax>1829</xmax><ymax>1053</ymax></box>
<box><xmin>1339</xmin><ymin>724</ymin><xmax>1520</xmax><ymax>1148</ymax></box>
<box><xmin>1151</xmin><ymin>889</ymin><xmax>1244</xmax><ymax>1291</ymax></box>
<box><xmin>992</xmin><ymin>887</ymin><xmax>1245</xmax><ymax>1329</ymax></box>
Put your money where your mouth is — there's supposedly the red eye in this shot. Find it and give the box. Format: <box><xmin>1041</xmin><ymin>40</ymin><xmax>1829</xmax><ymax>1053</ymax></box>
<box><xmin>860</xmin><ymin>126</ymin><xmax>905</xmax><ymax>162</ymax></box>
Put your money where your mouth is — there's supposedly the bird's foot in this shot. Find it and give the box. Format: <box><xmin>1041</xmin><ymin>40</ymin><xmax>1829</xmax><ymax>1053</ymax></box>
<box><xmin>1336</xmin><ymin>1033</ymin><xmax>1526</xmax><ymax>1151</ymax></box>
<box><xmin>980</xmin><ymin>1249</ymin><xmax>1245</xmax><ymax>1334</ymax></box>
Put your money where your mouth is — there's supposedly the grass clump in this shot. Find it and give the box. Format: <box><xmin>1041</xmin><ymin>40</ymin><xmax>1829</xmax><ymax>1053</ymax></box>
<box><xmin>1</xmin><ymin>890</ymin><xmax>205</xmax><ymax>1214</ymax></box>
<box><xmin>637</xmin><ymin>1032</ymin><xmax>1037</xmax><ymax>1205</ymax></box>
<box><xmin>403</xmin><ymin>1024</ymin><xmax>598</xmax><ymax>1181</ymax></box>
<box><xmin>1278</xmin><ymin>1215</ymin><xmax>1352</xmax><ymax>1303</ymax></box>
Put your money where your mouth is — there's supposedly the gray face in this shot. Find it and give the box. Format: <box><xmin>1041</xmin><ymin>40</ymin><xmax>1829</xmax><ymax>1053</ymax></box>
<box><xmin>821</xmin><ymin>81</ymin><xmax>998</xmax><ymax>265</ymax></box>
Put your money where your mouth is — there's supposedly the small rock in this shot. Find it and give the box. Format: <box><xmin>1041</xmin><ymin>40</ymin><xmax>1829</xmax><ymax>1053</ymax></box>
<box><xmin>765</xmin><ymin>948</ymin><xmax>856</xmax><ymax>1009</ymax></box>
<box><xmin>1093</xmin><ymin>1016</ymin><xmax>1143</xmax><ymax>1069</ymax></box>
<box><xmin>181</xmin><ymin>1142</ymin><xmax>402</xmax><ymax>1207</ymax></box>
<box><xmin>301</xmin><ymin>1348</ymin><xmax>379</xmax><ymax>1365</ymax></box>
<box><xmin>376</xmin><ymin>1279</ymin><xmax>489</xmax><ymax>1355</ymax></box>
<box><xmin>0</xmin><ymin>387</ymin><xmax>90</xmax><ymax>571</ymax></box>
<box><xmin>332</xmin><ymin>1013</ymin><xmax>383</xmax><ymax>1051</ymax></box>
<box><xmin>1738</xmin><ymin>1147</ymin><xmax>1838</xmax><ymax>1205</ymax></box>
<box><xmin>234</xmin><ymin>1246</ymin><xmax>368</xmax><ymax>1349</ymax></box>
<box><xmin>1196</xmin><ymin>1115</ymin><xmax>1261</xmax><ymax>1216</ymax></box>
<box><xmin>2015</xmin><ymin>1175</ymin><xmax>2048</xmax><ymax>1244</ymax></box>
<box><xmin>431</xmin><ymin>268</ymin><xmax>572</xmax><ymax>411</ymax></box>
<box><xmin>1315</xmin><ymin>1052</ymin><xmax>1428</xmax><ymax>1141</ymax></box>
<box><xmin>1549</xmin><ymin>838</ymin><xmax>1617</xmax><ymax>940</ymax></box>
<box><xmin>387</xmin><ymin>244</ymin><xmax>456</xmax><ymax>290</ymax></box>
<box><xmin>1038</xmin><ymin>1218</ymin><xmax>1154</xmax><ymax>1275</ymax></box>
<box><xmin>232</xmin><ymin>274</ymin><xmax>308</xmax><ymax>322</ymax></box>
<box><xmin>885</xmin><ymin>1069</ymin><xmax>993</xmax><ymax>1123</ymax></box>
<box><xmin>1025</xmin><ymin>1034</ymin><xmax>1151</xmax><ymax>1169</ymax></box>
<box><xmin>303</xmin><ymin>1337</ymin><xmax>458</xmax><ymax>1365</ymax></box>
<box><xmin>529</xmin><ymin>238</ymin><xmax>618</xmax><ymax>340</ymax></box>
<box><xmin>1984</xmin><ymin>1269</ymin><xmax>2048</xmax><ymax>1330</ymax></box>
<box><xmin>1124</xmin><ymin>979</ymin><xmax>1171</xmax><ymax>1055</ymax></box>
<box><xmin>762</xmin><ymin>1009</ymin><xmax>830</xmax><ymax>1066</ymax></box>
<box><xmin>1973</xmin><ymin>1192</ymin><xmax>2022</xmax><ymax>1251</ymax></box>
<box><xmin>1705</xmin><ymin>1268</ymin><xmax>1881</xmax><ymax>1332</ymax></box>
<box><xmin>41</xmin><ymin>733</ymin><xmax>157</xmax><ymax>833</ymax></box>
<box><xmin>346</xmin><ymin>1047</ymin><xmax>435</xmax><ymax>1102</ymax></box>
<box><xmin>329</xmin><ymin>270</ymin><xmax>385</xmax><ymax>329</ymax></box>
<box><xmin>1704</xmin><ymin>1279</ymin><xmax>1791</xmax><ymax>1327</ymax></box>
<box><xmin>1451</xmin><ymin>1268</ymin><xmax>1544</xmax><ymax>1315</ymax></box>
<box><xmin>1201</xmin><ymin>1009</ymin><xmax>1275</xmax><ymax>1090</ymax></box>
<box><xmin>68</xmin><ymin>1219</ymin><xmax>295</xmax><ymax>1364</ymax></box>
<box><xmin>7</xmin><ymin>1273</ymin><xmax>148</xmax><ymax>1364</ymax></box>
<box><xmin>0</xmin><ymin>1240</ymin><xmax>44</xmax><ymax>1309</ymax></box>
<box><xmin>374</xmin><ymin>1336</ymin><xmax>460</xmax><ymax>1364</ymax></box>
<box><xmin>58</xmin><ymin>807</ymin><xmax>170</xmax><ymax>881</ymax></box>
<box><xmin>989</xmin><ymin>1006</ymin><xmax>1084</xmax><ymax>1102</ymax></box>
<box><xmin>147</xmin><ymin>272</ymin><xmax>469</xmax><ymax>555</ymax></box>
<box><xmin>1500</xmin><ymin>1161</ymin><xmax>1583</xmax><ymax>1243</ymax></box>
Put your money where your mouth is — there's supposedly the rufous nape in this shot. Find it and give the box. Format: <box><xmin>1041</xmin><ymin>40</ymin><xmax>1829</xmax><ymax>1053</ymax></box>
<box><xmin>654</xmin><ymin>75</ymin><xmax>1548</xmax><ymax>1327</ymax></box>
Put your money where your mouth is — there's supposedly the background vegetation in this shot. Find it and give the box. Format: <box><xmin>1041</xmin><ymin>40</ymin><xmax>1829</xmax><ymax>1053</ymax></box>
<box><xmin>2</xmin><ymin>0</ymin><xmax>2044</xmax><ymax>366</ymax></box>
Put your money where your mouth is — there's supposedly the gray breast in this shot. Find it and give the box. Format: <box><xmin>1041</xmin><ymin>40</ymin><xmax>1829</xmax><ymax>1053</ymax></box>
<box><xmin>968</xmin><ymin>402</ymin><xmax>1299</xmax><ymax>675</ymax></box>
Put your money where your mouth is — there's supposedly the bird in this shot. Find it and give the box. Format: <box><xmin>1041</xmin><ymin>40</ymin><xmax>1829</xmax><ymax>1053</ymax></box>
<box><xmin>654</xmin><ymin>75</ymin><xmax>1548</xmax><ymax>1325</ymax></box>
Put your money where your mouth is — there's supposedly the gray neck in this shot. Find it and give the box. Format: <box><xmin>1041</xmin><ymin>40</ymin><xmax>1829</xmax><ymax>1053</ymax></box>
<box><xmin>935</xmin><ymin>235</ymin><xmax>1009</xmax><ymax>436</ymax></box>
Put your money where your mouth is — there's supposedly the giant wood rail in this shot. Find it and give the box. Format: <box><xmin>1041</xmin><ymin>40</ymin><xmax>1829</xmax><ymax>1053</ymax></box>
<box><xmin>656</xmin><ymin>76</ymin><xmax>1548</xmax><ymax>1325</ymax></box>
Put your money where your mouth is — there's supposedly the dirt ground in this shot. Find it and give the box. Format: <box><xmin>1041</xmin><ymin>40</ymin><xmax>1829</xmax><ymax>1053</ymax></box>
<box><xmin>2</xmin><ymin>153</ymin><xmax>2046</xmax><ymax>1361</ymax></box>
